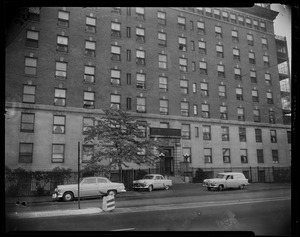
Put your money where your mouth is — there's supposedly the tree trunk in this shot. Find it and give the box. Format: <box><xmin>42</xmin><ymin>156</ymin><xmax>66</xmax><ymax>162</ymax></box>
<box><xmin>118</xmin><ymin>163</ymin><xmax>122</xmax><ymax>183</ymax></box>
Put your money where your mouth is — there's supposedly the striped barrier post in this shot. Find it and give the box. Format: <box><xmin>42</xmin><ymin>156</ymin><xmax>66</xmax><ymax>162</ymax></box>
<box><xmin>102</xmin><ymin>193</ymin><xmax>115</xmax><ymax>212</ymax></box>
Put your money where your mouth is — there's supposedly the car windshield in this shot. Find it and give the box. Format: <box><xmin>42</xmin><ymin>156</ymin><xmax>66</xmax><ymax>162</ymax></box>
<box><xmin>143</xmin><ymin>175</ymin><xmax>154</xmax><ymax>179</ymax></box>
<box><xmin>216</xmin><ymin>174</ymin><xmax>226</xmax><ymax>179</ymax></box>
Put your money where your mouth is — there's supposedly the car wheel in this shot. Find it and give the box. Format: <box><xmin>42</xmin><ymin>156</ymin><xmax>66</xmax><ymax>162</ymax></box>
<box><xmin>107</xmin><ymin>190</ymin><xmax>117</xmax><ymax>196</ymax></box>
<box><xmin>164</xmin><ymin>185</ymin><xmax>170</xmax><ymax>190</ymax></box>
<box><xmin>148</xmin><ymin>185</ymin><xmax>153</xmax><ymax>192</ymax></box>
<box><xmin>218</xmin><ymin>185</ymin><xmax>224</xmax><ymax>191</ymax></box>
<box><xmin>207</xmin><ymin>187</ymin><xmax>211</xmax><ymax>191</ymax></box>
<box><xmin>63</xmin><ymin>191</ymin><xmax>74</xmax><ymax>202</ymax></box>
<box><xmin>239</xmin><ymin>185</ymin><xmax>245</xmax><ymax>189</ymax></box>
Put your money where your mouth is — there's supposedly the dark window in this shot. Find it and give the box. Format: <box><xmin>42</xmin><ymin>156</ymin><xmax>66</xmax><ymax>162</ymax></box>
<box><xmin>19</xmin><ymin>143</ymin><xmax>33</xmax><ymax>163</ymax></box>
<box><xmin>20</xmin><ymin>113</ymin><xmax>35</xmax><ymax>132</ymax></box>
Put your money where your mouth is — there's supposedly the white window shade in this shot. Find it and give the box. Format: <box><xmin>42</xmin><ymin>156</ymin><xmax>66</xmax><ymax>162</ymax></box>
<box><xmin>216</xmin><ymin>45</ymin><xmax>223</xmax><ymax>52</ymax></box>
<box><xmin>160</xmin><ymin>100</ymin><xmax>168</xmax><ymax>107</ymax></box>
<box><xmin>54</xmin><ymin>116</ymin><xmax>65</xmax><ymax>125</ymax></box>
<box><xmin>111</xmin><ymin>22</ymin><xmax>121</xmax><ymax>31</ymax></box>
<box><xmin>261</xmin><ymin>38</ymin><xmax>267</xmax><ymax>44</ymax></box>
<box><xmin>222</xmin><ymin>12</ymin><xmax>228</xmax><ymax>17</ymax></box>
<box><xmin>111</xmin><ymin>45</ymin><xmax>120</xmax><ymax>54</ymax></box>
<box><xmin>181</xmin><ymin>102</ymin><xmax>188</xmax><ymax>109</ymax></box>
<box><xmin>24</xmin><ymin>85</ymin><xmax>35</xmax><ymax>94</ymax></box>
<box><xmin>205</xmin><ymin>8</ymin><xmax>211</xmax><ymax>13</ymax></box>
<box><xmin>111</xmin><ymin>70</ymin><xmax>120</xmax><ymax>78</ymax></box>
<box><xmin>158</xmin><ymin>32</ymin><xmax>166</xmax><ymax>40</ymax></box>
<box><xmin>178</xmin><ymin>37</ymin><xmax>186</xmax><ymax>44</ymax></box>
<box><xmin>217</xmin><ymin>65</ymin><xmax>224</xmax><ymax>71</ymax></box>
<box><xmin>58</xmin><ymin>11</ymin><xmax>69</xmax><ymax>20</ymax></box>
<box><xmin>250</xmin><ymin>71</ymin><xmax>256</xmax><ymax>77</ymax></box>
<box><xmin>159</xmin><ymin>54</ymin><xmax>167</xmax><ymax>62</ymax></box>
<box><xmin>25</xmin><ymin>58</ymin><xmax>37</xmax><ymax>66</ymax></box>
<box><xmin>86</xmin><ymin>17</ymin><xmax>96</xmax><ymax>26</ymax></box>
<box><xmin>246</xmin><ymin>18</ymin><xmax>251</xmax><ymax>24</ymax></box>
<box><xmin>214</xmin><ymin>9</ymin><xmax>220</xmax><ymax>15</ymax></box>
<box><xmin>111</xmin><ymin>94</ymin><xmax>120</xmax><ymax>102</ymax></box>
<box><xmin>234</xmin><ymin>68</ymin><xmax>241</xmax><ymax>74</ymax></box>
<box><xmin>215</xmin><ymin>26</ymin><xmax>222</xmax><ymax>33</ymax></box>
<box><xmin>202</xmin><ymin>104</ymin><xmax>209</xmax><ymax>111</ymax></box>
<box><xmin>56</xmin><ymin>62</ymin><xmax>67</xmax><ymax>70</ymax></box>
<box><xmin>265</xmin><ymin>73</ymin><xmax>270</xmax><ymax>79</ymax></box>
<box><xmin>27</xmin><ymin>31</ymin><xmax>38</xmax><ymax>40</ymax></box>
<box><xmin>53</xmin><ymin>144</ymin><xmax>64</xmax><ymax>153</ymax></box>
<box><xmin>137</xmin><ymin>73</ymin><xmax>145</xmax><ymax>81</ymax></box>
<box><xmin>137</xmin><ymin>97</ymin><xmax>145</xmax><ymax>105</ymax></box>
<box><xmin>57</xmin><ymin>36</ymin><xmax>68</xmax><ymax>45</ymax></box>
<box><xmin>230</xmin><ymin>14</ymin><xmax>236</xmax><ymax>19</ymax></box>
<box><xmin>84</xmin><ymin>92</ymin><xmax>94</xmax><ymax>100</ymax></box>
<box><xmin>233</xmin><ymin>49</ymin><xmax>239</xmax><ymax>55</ymax></box>
<box><xmin>136</xmin><ymin>7</ymin><xmax>145</xmax><ymax>14</ymax></box>
<box><xmin>55</xmin><ymin>89</ymin><xmax>66</xmax><ymax>97</ymax></box>
<box><xmin>263</xmin><ymin>56</ymin><xmax>269</xmax><ymax>62</ymax></box>
<box><xmin>178</xmin><ymin>17</ymin><xmax>185</xmax><ymax>24</ymax></box>
<box><xmin>267</xmin><ymin>92</ymin><xmax>272</xmax><ymax>98</ymax></box>
<box><xmin>197</xmin><ymin>21</ymin><xmax>204</xmax><ymax>28</ymax></box>
<box><xmin>204</xmin><ymin>148</ymin><xmax>211</xmax><ymax>156</ymax></box>
<box><xmin>158</xmin><ymin>11</ymin><xmax>165</xmax><ymax>19</ymax></box>
<box><xmin>85</xmin><ymin>66</ymin><xmax>95</xmax><ymax>74</ymax></box>
<box><xmin>249</xmin><ymin>52</ymin><xmax>255</xmax><ymax>58</ymax></box>
<box><xmin>236</xmin><ymin>88</ymin><xmax>242</xmax><ymax>94</ymax></box>
<box><xmin>231</xmin><ymin>31</ymin><xmax>238</xmax><ymax>37</ymax></box>
<box><xmin>199</xmin><ymin>62</ymin><xmax>207</xmax><ymax>68</ymax></box>
<box><xmin>179</xmin><ymin>58</ymin><xmax>187</xmax><ymax>65</ymax></box>
<box><xmin>136</xmin><ymin>50</ymin><xmax>145</xmax><ymax>58</ymax></box>
<box><xmin>199</xmin><ymin>41</ymin><xmax>206</xmax><ymax>48</ymax></box>
<box><xmin>136</xmin><ymin>28</ymin><xmax>145</xmax><ymax>35</ymax></box>
<box><xmin>159</xmin><ymin>77</ymin><xmax>167</xmax><ymax>84</ymax></box>
<box><xmin>252</xmin><ymin>90</ymin><xmax>258</xmax><ymax>96</ymax></box>
<box><xmin>180</xmin><ymin>80</ymin><xmax>188</xmax><ymax>87</ymax></box>
<box><xmin>247</xmin><ymin>34</ymin><xmax>253</xmax><ymax>40</ymax></box>
<box><xmin>201</xmin><ymin>83</ymin><xmax>208</xmax><ymax>89</ymax></box>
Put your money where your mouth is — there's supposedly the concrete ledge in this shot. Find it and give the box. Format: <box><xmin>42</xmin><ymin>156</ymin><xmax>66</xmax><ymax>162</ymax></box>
<box><xmin>9</xmin><ymin>207</ymin><xmax>102</xmax><ymax>219</ymax></box>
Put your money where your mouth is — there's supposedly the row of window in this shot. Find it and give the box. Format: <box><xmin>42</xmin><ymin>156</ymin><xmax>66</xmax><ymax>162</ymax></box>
<box><xmin>18</xmin><ymin>141</ymin><xmax>283</xmax><ymax>165</ymax></box>
<box><xmin>22</xmin><ymin>84</ymin><xmax>277</xmax><ymax>123</ymax></box>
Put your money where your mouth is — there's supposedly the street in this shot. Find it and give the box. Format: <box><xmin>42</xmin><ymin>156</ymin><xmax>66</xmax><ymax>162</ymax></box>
<box><xmin>5</xmin><ymin>183</ymin><xmax>292</xmax><ymax>235</ymax></box>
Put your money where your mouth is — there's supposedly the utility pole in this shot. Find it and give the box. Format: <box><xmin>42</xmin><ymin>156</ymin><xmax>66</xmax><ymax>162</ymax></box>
<box><xmin>78</xmin><ymin>141</ymin><xmax>81</xmax><ymax>209</ymax></box>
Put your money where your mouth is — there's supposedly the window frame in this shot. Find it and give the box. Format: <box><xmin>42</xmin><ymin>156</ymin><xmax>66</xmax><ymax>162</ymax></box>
<box><xmin>54</xmin><ymin>88</ymin><xmax>66</xmax><ymax>106</ymax></box>
<box><xmin>19</xmin><ymin>143</ymin><xmax>33</xmax><ymax>163</ymax></box>
<box><xmin>20</xmin><ymin>113</ymin><xmax>35</xmax><ymax>133</ymax></box>
<box><xmin>53</xmin><ymin>115</ymin><xmax>66</xmax><ymax>134</ymax></box>
<box><xmin>83</xmin><ymin>91</ymin><xmax>95</xmax><ymax>109</ymax></box>
<box><xmin>23</xmin><ymin>85</ymin><xmax>36</xmax><ymax>103</ymax></box>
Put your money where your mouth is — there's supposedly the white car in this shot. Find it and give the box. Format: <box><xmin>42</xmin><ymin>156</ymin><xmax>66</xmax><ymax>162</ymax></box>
<box><xmin>52</xmin><ymin>177</ymin><xmax>126</xmax><ymax>201</ymax></box>
<box><xmin>203</xmin><ymin>172</ymin><xmax>249</xmax><ymax>191</ymax></box>
<box><xmin>133</xmin><ymin>174</ymin><xmax>172</xmax><ymax>192</ymax></box>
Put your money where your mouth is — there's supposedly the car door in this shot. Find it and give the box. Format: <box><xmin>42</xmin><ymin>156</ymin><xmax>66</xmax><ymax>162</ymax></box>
<box><xmin>80</xmin><ymin>178</ymin><xmax>98</xmax><ymax>197</ymax></box>
<box><xmin>154</xmin><ymin>175</ymin><xmax>164</xmax><ymax>189</ymax></box>
<box><xmin>97</xmin><ymin>177</ymin><xmax>111</xmax><ymax>195</ymax></box>
<box><xmin>225</xmin><ymin>175</ymin><xmax>236</xmax><ymax>188</ymax></box>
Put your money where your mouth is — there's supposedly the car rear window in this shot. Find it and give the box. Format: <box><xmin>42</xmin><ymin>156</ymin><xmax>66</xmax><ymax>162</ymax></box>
<box><xmin>144</xmin><ymin>175</ymin><xmax>154</xmax><ymax>179</ymax></box>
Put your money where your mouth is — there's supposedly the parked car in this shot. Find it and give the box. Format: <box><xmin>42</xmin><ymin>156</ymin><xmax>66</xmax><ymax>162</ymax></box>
<box><xmin>203</xmin><ymin>172</ymin><xmax>249</xmax><ymax>191</ymax></box>
<box><xmin>133</xmin><ymin>174</ymin><xmax>172</xmax><ymax>192</ymax></box>
<box><xmin>52</xmin><ymin>177</ymin><xmax>126</xmax><ymax>201</ymax></box>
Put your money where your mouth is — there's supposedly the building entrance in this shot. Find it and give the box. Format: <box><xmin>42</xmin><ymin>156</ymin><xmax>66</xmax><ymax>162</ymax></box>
<box><xmin>160</xmin><ymin>148</ymin><xmax>174</xmax><ymax>176</ymax></box>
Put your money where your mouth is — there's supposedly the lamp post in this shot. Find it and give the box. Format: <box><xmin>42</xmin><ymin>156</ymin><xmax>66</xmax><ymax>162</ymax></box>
<box><xmin>159</xmin><ymin>153</ymin><xmax>165</xmax><ymax>175</ymax></box>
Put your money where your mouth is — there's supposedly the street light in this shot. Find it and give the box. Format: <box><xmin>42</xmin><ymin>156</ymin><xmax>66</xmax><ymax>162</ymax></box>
<box><xmin>159</xmin><ymin>153</ymin><xmax>165</xmax><ymax>175</ymax></box>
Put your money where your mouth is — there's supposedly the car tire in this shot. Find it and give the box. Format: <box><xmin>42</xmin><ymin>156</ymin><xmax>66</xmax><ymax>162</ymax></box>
<box><xmin>218</xmin><ymin>185</ymin><xmax>224</xmax><ymax>191</ymax></box>
<box><xmin>63</xmin><ymin>191</ymin><xmax>74</xmax><ymax>202</ymax></box>
<box><xmin>148</xmin><ymin>185</ymin><xmax>153</xmax><ymax>192</ymax></box>
<box><xmin>239</xmin><ymin>185</ymin><xmax>245</xmax><ymax>189</ymax></box>
<box><xmin>164</xmin><ymin>185</ymin><xmax>170</xmax><ymax>190</ymax></box>
<box><xmin>207</xmin><ymin>187</ymin><xmax>211</xmax><ymax>191</ymax></box>
<box><xmin>107</xmin><ymin>190</ymin><xmax>117</xmax><ymax>196</ymax></box>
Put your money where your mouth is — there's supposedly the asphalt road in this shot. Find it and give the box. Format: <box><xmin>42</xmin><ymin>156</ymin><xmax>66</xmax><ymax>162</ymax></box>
<box><xmin>5</xmin><ymin>183</ymin><xmax>292</xmax><ymax>234</ymax></box>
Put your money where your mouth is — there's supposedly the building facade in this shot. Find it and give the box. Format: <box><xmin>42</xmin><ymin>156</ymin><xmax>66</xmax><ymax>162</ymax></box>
<box><xmin>5</xmin><ymin>7</ymin><xmax>291</xmax><ymax>178</ymax></box>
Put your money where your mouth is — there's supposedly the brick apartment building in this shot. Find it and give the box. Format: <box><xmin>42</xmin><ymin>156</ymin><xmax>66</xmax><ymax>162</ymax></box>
<box><xmin>5</xmin><ymin>6</ymin><xmax>291</xmax><ymax>180</ymax></box>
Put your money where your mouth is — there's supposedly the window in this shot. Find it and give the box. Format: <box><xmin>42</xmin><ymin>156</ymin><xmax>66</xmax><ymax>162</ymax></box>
<box><xmin>58</xmin><ymin>10</ymin><xmax>69</xmax><ymax>27</ymax></box>
<box><xmin>26</xmin><ymin>30</ymin><xmax>39</xmax><ymax>48</ymax></box>
<box><xmin>238</xmin><ymin>15</ymin><xmax>244</xmax><ymax>25</ymax></box>
<box><xmin>193</xmin><ymin>104</ymin><xmax>198</xmax><ymax>115</ymax></box>
<box><xmin>250</xmin><ymin>70</ymin><xmax>257</xmax><ymax>83</ymax></box>
<box><xmin>263</xmin><ymin>55</ymin><xmax>270</xmax><ymax>67</ymax></box>
<box><xmin>195</xmin><ymin>127</ymin><xmax>199</xmax><ymax>137</ymax></box>
<box><xmin>159</xmin><ymin>54</ymin><xmax>167</xmax><ymax>69</ymax></box>
<box><xmin>136</xmin><ymin>50</ymin><xmax>145</xmax><ymax>65</ymax></box>
<box><xmin>180</xmin><ymin>80</ymin><xmax>188</xmax><ymax>94</ymax></box>
<box><xmin>83</xmin><ymin>91</ymin><xmax>95</xmax><ymax>108</ymax></box>
<box><xmin>178</xmin><ymin>37</ymin><xmax>187</xmax><ymax>51</ymax></box>
<box><xmin>111</xmin><ymin>69</ymin><xmax>121</xmax><ymax>86</ymax></box>
<box><xmin>181</xmin><ymin>102</ymin><xmax>189</xmax><ymax>116</ymax></box>
<box><xmin>246</xmin><ymin>18</ymin><xmax>252</xmax><ymax>28</ymax></box>
<box><xmin>24</xmin><ymin>57</ymin><xmax>37</xmax><ymax>75</ymax></box>
<box><xmin>111</xmin><ymin>45</ymin><xmax>121</xmax><ymax>61</ymax></box>
<box><xmin>56</xmin><ymin>35</ymin><xmax>68</xmax><ymax>52</ymax></box>
<box><xmin>269</xmin><ymin>110</ymin><xmax>275</xmax><ymax>124</ymax></box>
<box><xmin>111</xmin><ymin>94</ymin><xmax>120</xmax><ymax>109</ymax></box>
<box><xmin>197</xmin><ymin>21</ymin><xmax>205</xmax><ymax>35</ymax></box>
<box><xmin>19</xmin><ymin>143</ymin><xmax>33</xmax><ymax>163</ymax></box>
<box><xmin>217</xmin><ymin>64</ymin><xmax>225</xmax><ymax>77</ymax></box>
<box><xmin>199</xmin><ymin>41</ymin><xmax>206</xmax><ymax>54</ymax></box>
<box><xmin>53</xmin><ymin>115</ymin><xmax>65</xmax><ymax>134</ymax></box>
<box><xmin>160</xmin><ymin>99</ymin><xmax>168</xmax><ymax>115</ymax></box>
<box><xmin>253</xmin><ymin>109</ymin><xmax>260</xmax><ymax>122</ymax></box>
<box><xmin>20</xmin><ymin>113</ymin><xmax>34</xmax><ymax>132</ymax></box>
<box><xmin>214</xmin><ymin>9</ymin><xmax>220</xmax><ymax>19</ymax></box>
<box><xmin>287</xmin><ymin>131</ymin><xmax>291</xmax><ymax>144</ymax></box>
<box><xmin>261</xmin><ymin>37</ymin><xmax>268</xmax><ymax>49</ymax></box>
<box><xmin>136</xmin><ymin>7</ymin><xmax>145</xmax><ymax>21</ymax></box>
<box><xmin>126</xmin><ymin>27</ymin><xmax>131</xmax><ymax>38</ymax></box>
<box><xmin>28</xmin><ymin>7</ymin><xmax>40</xmax><ymax>21</ymax></box>
<box><xmin>249</xmin><ymin>52</ymin><xmax>255</xmax><ymax>64</ymax></box>
<box><xmin>215</xmin><ymin>25</ymin><xmax>222</xmax><ymax>39</ymax></box>
<box><xmin>236</xmin><ymin>87</ymin><xmax>243</xmax><ymax>101</ymax></box>
<box><xmin>158</xmin><ymin>32</ymin><xmax>167</xmax><ymax>46</ymax></box>
<box><xmin>234</xmin><ymin>67</ymin><xmax>241</xmax><ymax>80</ymax></box>
<box><xmin>192</xmin><ymin>61</ymin><xmax>196</xmax><ymax>72</ymax></box>
<box><xmin>233</xmin><ymin>48</ymin><xmax>240</xmax><ymax>60</ymax></box>
<box><xmin>203</xmin><ymin>125</ymin><xmax>211</xmax><ymax>140</ymax></box>
<box><xmin>192</xmin><ymin>83</ymin><xmax>197</xmax><ymax>93</ymax></box>
<box><xmin>82</xmin><ymin>145</ymin><xmax>94</xmax><ymax>163</ymax></box>
<box><xmin>190</xmin><ymin>21</ymin><xmax>194</xmax><ymax>30</ymax></box>
<box><xmin>218</xmin><ymin>84</ymin><xmax>226</xmax><ymax>98</ymax></box>
<box><xmin>159</xmin><ymin>76</ymin><xmax>168</xmax><ymax>91</ymax></box>
<box><xmin>179</xmin><ymin>58</ymin><xmax>187</xmax><ymax>72</ymax></box>
<box><xmin>83</xmin><ymin>117</ymin><xmax>95</xmax><ymax>134</ymax></box>
<box><xmin>111</xmin><ymin>7</ymin><xmax>121</xmax><ymax>14</ymax></box>
<box><xmin>200</xmin><ymin>82</ymin><xmax>208</xmax><ymax>97</ymax></box>
<box><xmin>222</xmin><ymin>126</ymin><xmax>229</xmax><ymax>141</ymax></box>
<box><xmin>199</xmin><ymin>61</ymin><xmax>207</xmax><ymax>75</ymax></box>
<box><xmin>86</xmin><ymin>16</ymin><xmax>96</xmax><ymax>33</ymax></box>
<box><xmin>51</xmin><ymin>144</ymin><xmax>64</xmax><ymax>163</ymax></box>
<box><xmin>127</xmin><ymin>49</ymin><xmax>131</xmax><ymax>61</ymax></box>
<box><xmin>220</xmin><ymin>105</ymin><xmax>227</xmax><ymax>120</ymax></box>
<box><xmin>253</xmin><ymin>20</ymin><xmax>259</xmax><ymax>30</ymax></box>
<box><xmin>216</xmin><ymin>45</ymin><xmax>224</xmax><ymax>58</ymax></box>
<box><xmin>270</xmin><ymin>130</ymin><xmax>277</xmax><ymax>143</ymax></box>
<box><xmin>265</xmin><ymin>73</ymin><xmax>271</xmax><ymax>86</ymax></box>
<box><xmin>230</xmin><ymin>13</ymin><xmax>237</xmax><ymax>23</ymax></box>
<box><xmin>241</xmin><ymin>149</ymin><xmax>248</xmax><ymax>163</ymax></box>
<box><xmin>239</xmin><ymin>127</ymin><xmax>246</xmax><ymax>142</ymax></box>
<box><xmin>255</xmin><ymin>128</ymin><xmax>262</xmax><ymax>142</ymax></box>
<box><xmin>223</xmin><ymin>148</ymin><xmax>230</xmax><ymax>163</ymax></box>
<box><xmin>182</xmin><ymin>147</ymin><xmax>191</xmax><ymax>162</ymax></box>
<box><xmin>84</xmin><ymin>65</ymin><xmax>95</xmax><ymax>83</ymax></box>
<box><xmin>267</xmin><ymin>92</ymin><xmax>273</xmax><ymax>104</ymax></box>
<box><xmin>204</xmin><ymin>148</ymin><xmax>212</xmax><ymax>163</ymax></box>
<box><xmin>54</xmin><ymin>88</ymin><xmax>66</xmax><ymax>106</ymax></box>
<box><xmin>256</xmin><ymin>149</ymin><xmax>264</xmax><ymax>163</ymax></box>
<box><xmin>231</xmin><ymin>30</ymin><xmax>239</xmax><ymax>43</ymax></box>
<box><xmin>126</xmin><ymin>7</ymin><xmax>131</xmax><ymax>16</ymax></box>
<box><xmin>272</xmin><ymin>150</ymin><xmax>279</xmax><ymax>163</ymax></box>
<box><xmin>111</xmin><ymin>22</ymin><xmax>121</xmax><ymax>38</ymax></box>
<box><xmin>205</xmin><ymin>8</ymin><xmax>212</xmax><ymax>17</ymax></box>
<box><xmin>85</xmin><ymin>40</ymin><xmax>96</xmax><ymax>57</ymax></box>
<box><xmin>247</xmin><ymin>33</ymin><xmax>254</xmax><ymax>46</ymax></box>
<box><xmin>222</xmin><ymin>11</ymin><xmax>229</xmax><ymax>21</ymax></box>
<box><xmin>126</xmin><ymin>97</ymin><xmax>131</xmax><ymax>110</ymax></box>
<box><xmin>55</xmin><ymin>61</ymin><xmax>67</xmax><ymax>79</ymax></box>
<box><xmin>260</xmin><ymin>21</ymin><xmax>266</xmax><ymax>32</ymax></box>
<box><xmin>237</xmin><ymin>107</ymin><xmax>245</xmax><ymax>121</ymax></box>
<box><xmin>202</xmin><ymin>104</ymin><xmax>210</xmax><ymax>118</ymax></box>
<box><xmin>137</xmin><ymin>97</ymin><xmax>146</xmax><ymax>113</ymax></box>
<box><xmin>136</xmin><ymin>27</ymin><xmax>145</xmax><ymax>43</ymax></box>
<box><xmin>127</xmin><ymin>73</ymin><xmax>131</xmax><ymax>85</ymax></box>
<box><xmin>23</xmin><ymin>85</ymin><xmax>35</xmax><ymax>103</ymax></box>
<box><xmin>178</xmin><ymin>16</ymin><xmax>186</xmax><ymax>30</ymax></box>
<box><xmin>191</xmin><ymin>41</ymin><xmax>195</xmax><ymax>51</ymax></box>
<box><xmin>182</xmin><ymin>124</ymin><xmax>190</xmax><ymax>139</ymax></box>
<box><xmin>252</xmin><ymin>89</ymin><xmax>259</xmax><ymax>102</ymax></box>
<box><xmin>136</xmin><ymin>73</ymin><xmax>146</xmax><ymax>89</ymax></box>
<box><xmin>158</xmin><ymin>11</ymin><xmax>166</xmax><ymax>25</ymax></box>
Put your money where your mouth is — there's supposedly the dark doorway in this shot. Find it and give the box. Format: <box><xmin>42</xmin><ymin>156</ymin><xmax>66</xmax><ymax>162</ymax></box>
<box><xmin>160</xmin><ymin>148</ymin><xmax>174</xmax><ymax>176</ymax></box>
